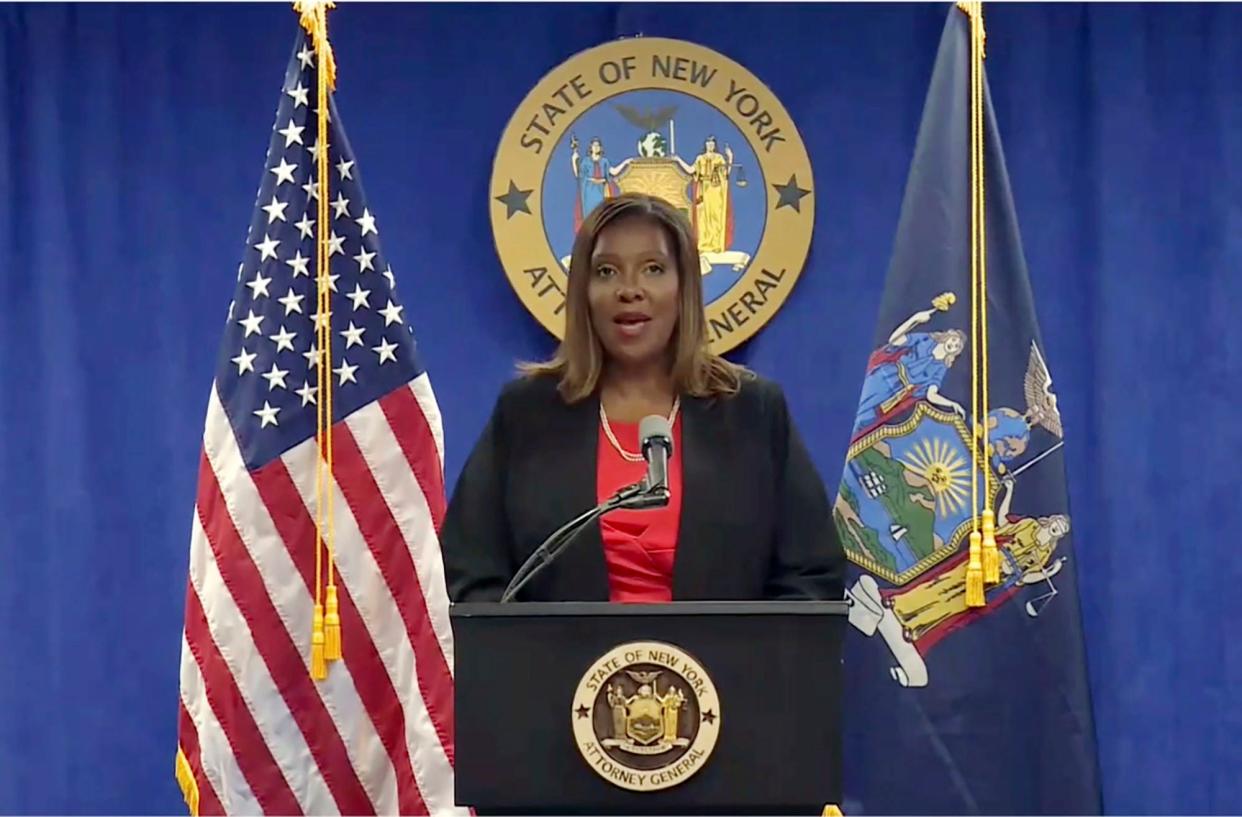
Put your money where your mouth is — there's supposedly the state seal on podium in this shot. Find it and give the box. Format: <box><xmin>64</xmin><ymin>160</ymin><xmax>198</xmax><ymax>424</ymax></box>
<box><xmin>572</xmin><ymin>640</ymin><xmax>721</xmax><ymax>792</ymax></box>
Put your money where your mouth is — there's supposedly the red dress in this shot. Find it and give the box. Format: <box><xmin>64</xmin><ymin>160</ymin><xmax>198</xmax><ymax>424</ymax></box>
<box><xmin>596</xmin><ymin>415</ymin><xmax>683</xmax><ymax>603</ymax></box>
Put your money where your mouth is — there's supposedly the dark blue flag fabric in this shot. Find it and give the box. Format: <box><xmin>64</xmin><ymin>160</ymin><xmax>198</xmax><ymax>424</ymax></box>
<box><xmin>834</xmin><ymin>6</ymin><xmax>1102</xmax><ymax>814</ymax></box>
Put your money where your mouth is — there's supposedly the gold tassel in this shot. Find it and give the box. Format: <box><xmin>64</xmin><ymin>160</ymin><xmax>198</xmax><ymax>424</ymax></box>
<box><xmin>982</xmin><ymin>508</ymin><xmax>1000</xmax><ymax>583</ymax></box>
<box><xmin>311</xmin><ymin>602</ymin><xmax>327</xmax><ymax>680</ymax></box>
<box><xmin>822</xmin><ymin>805</ymin><xmax>844</xmax><ymax>816</ymax></box>
<box><xmin>966</xmin><ymin>530</ymin><xmax>985</xmax><ymax>607</ymax></box>
<box><xmin>324</xmin><ymin>585</ymin><xmax>341</xmax><ymax>661</ymax></box>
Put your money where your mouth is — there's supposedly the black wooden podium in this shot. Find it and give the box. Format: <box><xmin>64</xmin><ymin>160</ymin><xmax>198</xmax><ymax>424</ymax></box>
<box><xmin>450</xmin><ymin>600</ymin><xmax>848</xmax><ymax>815</ymax></box>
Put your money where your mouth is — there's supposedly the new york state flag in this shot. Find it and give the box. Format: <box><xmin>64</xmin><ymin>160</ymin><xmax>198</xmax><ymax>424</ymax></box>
<box><xmin>834</xmin><ymin>6</ymin><xmax>1102</xmax><ymax>814</ymax></box>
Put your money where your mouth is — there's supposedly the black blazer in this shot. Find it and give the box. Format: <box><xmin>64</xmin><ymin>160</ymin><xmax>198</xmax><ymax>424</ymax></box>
<box><xmin>440</xmin><ymin>372</ymin><xmax>846</xmax><ymax>602</ymax></box>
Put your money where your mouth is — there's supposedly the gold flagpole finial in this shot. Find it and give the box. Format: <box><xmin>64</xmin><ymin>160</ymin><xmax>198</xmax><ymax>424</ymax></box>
<box><xmin>955</xmin><ymin>1</ymin><xmax>987</xmax><ymax>58</ymax></box>
<box><xmin>293</xmin><ymin>0</ymin><xmax>338</xmax><ymax>88</ymax></box>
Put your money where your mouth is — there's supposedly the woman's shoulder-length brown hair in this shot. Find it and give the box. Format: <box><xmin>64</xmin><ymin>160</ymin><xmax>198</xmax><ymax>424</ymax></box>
<box><xmin>519</xmin><ymin>192</ymin><xmax>751</xmax><ymax>402</ymax></box>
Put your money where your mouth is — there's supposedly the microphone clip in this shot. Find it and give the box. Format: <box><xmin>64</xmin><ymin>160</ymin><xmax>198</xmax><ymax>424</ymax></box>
<box><xmin>622</xmin><ymin>477</ymin><xmax>670</xmax><ymax>509</ymax></box>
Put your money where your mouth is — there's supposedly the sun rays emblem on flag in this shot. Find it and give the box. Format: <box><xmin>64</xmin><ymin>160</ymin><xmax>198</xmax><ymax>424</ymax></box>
<box><xmin>834</xmin><ymin>403</ymin><xmax>996</xmax><ymax>586</ymax></box>
<box><xmin>900</xmin><ymin>436</ymin><xmax>971</xmax><ymax>518</ymax></box>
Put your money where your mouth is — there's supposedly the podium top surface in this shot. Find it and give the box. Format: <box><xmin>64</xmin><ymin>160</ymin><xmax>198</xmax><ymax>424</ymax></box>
<box><xmin>450</xmin><ymin>600</ymin><xmax>849</xmax><ymax>618</ymax></box>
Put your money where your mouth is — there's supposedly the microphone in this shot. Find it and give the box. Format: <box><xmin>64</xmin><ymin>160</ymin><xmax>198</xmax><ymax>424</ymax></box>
<box><xmin>638</xmin><ymin>414</ymin><xmax>673</xmax><ymax>502</ymax></box>
<box><xmin>498</xmin><ymin>413</ymin><xmax>676</xmax><ymax>602</ymax></box>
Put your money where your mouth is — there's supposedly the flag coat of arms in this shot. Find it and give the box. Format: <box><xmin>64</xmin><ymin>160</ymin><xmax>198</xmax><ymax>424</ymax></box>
<box><xmin>175</xmin><ymin>12</ymin><xmax>463</xmax><ymax>815</ymax></box>
<box><xmin>834</xmin><ymin>6</ymin><xmax>1102</xmax><ymax>813</ymax></box>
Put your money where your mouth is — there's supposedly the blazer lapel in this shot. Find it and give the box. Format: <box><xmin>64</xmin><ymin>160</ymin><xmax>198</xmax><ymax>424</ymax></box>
<box><xmin>543</xmin><ymin>393</ymin><xmax>611</xmax><ymax>601</ymax></box>
<box><xmin>672</xmin><ymin>394</ymin><xmax>720</xmax><ymax>599</ymax></box>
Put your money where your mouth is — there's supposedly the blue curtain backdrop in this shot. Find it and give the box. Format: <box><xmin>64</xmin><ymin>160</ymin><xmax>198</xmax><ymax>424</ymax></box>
<box><xmin>1</xmin><ymin>2</ymin><xmax>1238</xmax><ymax>814</ymax></box>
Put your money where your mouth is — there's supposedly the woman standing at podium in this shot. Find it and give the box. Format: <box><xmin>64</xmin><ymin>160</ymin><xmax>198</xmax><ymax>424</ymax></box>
<box><xmin>440</xmin><ymin>193</ymin><xmax>844</xmax><ymax>603</ymax></box>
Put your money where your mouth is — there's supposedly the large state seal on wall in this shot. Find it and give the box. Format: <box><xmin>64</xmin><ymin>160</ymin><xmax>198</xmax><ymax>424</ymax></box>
<box><xmin>490</xmin><ymin>36</ymin><xmax>815</xmax><ymax>354</ymax></box>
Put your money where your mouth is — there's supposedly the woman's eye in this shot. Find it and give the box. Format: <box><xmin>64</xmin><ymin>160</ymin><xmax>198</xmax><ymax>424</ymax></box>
<box><xmin>644</xmin><ymin>263</ymin><xmax>664</xmax><ymax>275</ymax></box>
<box><xmin>596</xmin><ymin>266</ymin><xmax>616</xmax><ymax>277</ymax></box>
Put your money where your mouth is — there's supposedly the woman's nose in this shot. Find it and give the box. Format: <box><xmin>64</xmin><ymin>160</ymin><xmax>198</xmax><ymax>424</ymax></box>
<box><xmin>616</xmin><ymin>273</ymin><xmax>644</xmax><ymax>301</ymax></box>
<box><xmin>617</xmin><ymin>284</ymin><xmax>644</xmax><ymax>302</ymax></box>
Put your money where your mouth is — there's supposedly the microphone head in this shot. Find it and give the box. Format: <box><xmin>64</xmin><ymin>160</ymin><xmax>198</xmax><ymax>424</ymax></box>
<box><xmin>639</xmin><ymin>414</ymin><xmax>674</xmax><ymax>457</ymax></box>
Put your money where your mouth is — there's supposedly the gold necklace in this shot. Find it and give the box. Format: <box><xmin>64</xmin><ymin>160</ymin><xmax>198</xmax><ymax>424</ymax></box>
<box><xmin>599</xmin><ymin>396</ymin><xmax>680</xmax><ymax>462</ymax></box>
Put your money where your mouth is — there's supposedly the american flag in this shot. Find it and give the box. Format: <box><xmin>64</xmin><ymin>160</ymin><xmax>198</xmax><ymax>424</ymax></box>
<box><xmin>175</xmin><ymin>27</ymin><xmax>461</xmax><ymax>816</ymax></box>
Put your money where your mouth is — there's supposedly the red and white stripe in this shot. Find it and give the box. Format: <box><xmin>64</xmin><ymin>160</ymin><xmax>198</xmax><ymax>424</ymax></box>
<box><xmin>176</xmin><ymin>376</ymin><xmax>464</xmax><ymax>815</ymax></box>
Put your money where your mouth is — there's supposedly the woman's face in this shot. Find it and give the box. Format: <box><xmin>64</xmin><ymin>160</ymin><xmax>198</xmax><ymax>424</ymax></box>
<box><xmin>587</xmin><ymin>215</ymin><xmax>681</xmax><ymax>374</ymax></box>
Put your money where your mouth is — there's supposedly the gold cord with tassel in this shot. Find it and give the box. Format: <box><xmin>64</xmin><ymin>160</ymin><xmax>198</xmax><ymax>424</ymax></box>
<box><xmin>295</xmin><ymin>0</ymin><xmax>340</xmax><ymax>678</ymax></box>
<box><xmin>964</xmin><ymin>0</ymin><xmax>982</xmax><ymax>606</ymax></box>
<box><xmin>959</xmin><ymin>0</ymin><xmax>992</xmax><ymax>605</ymax></box>
<box><xmin>317</xmin><ymin>2</ymin><xmax>341</xmax><ymax>665</ymax></box>
<box><xmin>974</xmin><ymin>2</ymin><xmax>999</xmax><ymax>584</ymax></box>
